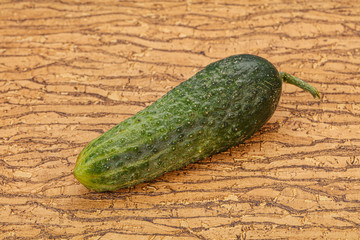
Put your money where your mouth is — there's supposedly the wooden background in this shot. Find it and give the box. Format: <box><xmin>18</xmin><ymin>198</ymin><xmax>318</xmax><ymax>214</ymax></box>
<box><xmin>1</xmin><ymin>0</ymin><xmax>359</xmax><ymax>239</ymax></box>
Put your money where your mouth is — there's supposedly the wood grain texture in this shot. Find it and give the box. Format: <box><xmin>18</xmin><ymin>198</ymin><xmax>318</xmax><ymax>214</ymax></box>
<box><xmin>1</xmin><ymin>0</ymin><xmax>360</xmax><ymax>239</ymax></box>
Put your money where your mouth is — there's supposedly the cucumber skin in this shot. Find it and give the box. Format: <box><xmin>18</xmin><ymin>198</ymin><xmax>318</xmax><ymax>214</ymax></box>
<box><xmin>74</xmin><ymin>54</ymin><xmax>282</xmax><ymax>192</ymax></box>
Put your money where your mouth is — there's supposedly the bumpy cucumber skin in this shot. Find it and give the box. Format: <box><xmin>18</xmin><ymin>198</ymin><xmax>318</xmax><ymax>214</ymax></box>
<box><xmin>74</xmin><ymin>54</ymin><xmax>282</xmax><ymax>192</ymax></box>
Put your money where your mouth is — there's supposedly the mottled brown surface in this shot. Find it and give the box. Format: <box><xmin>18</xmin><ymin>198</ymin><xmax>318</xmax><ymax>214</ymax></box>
<box><xmin>1</xmin><ymin>1</ymin><xmax>360</xmax><ymax>239</ymax></box>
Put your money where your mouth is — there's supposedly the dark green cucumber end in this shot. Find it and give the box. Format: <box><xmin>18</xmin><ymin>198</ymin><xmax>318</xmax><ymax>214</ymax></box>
<box><xmin>73</xmin><ymin>164</ymin><xmax>94</xmax><ymax>191</ymax></box>
<box><xmin>279</xmin><ymin>72</ymin><xmax>320</xmax><ymax>99</ymax></box>
<box><xmin>73</xmin><ymin>165</ymin><xmax>116</xmax><ymax>192</ymax></box>
<box><xmin>73</xmin><ymin>153</ymin><xmax>108</xmax><ymax>192</ymax></box>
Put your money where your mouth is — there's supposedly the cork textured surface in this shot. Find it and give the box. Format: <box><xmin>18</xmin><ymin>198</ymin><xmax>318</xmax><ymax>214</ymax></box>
<box><xmin>1</xmin><ymin>1</ymin><xmax>360</xmax><ymax>239</ymax></box>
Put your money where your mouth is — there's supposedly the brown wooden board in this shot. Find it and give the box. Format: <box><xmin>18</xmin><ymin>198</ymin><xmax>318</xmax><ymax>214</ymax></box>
<box><xmin>1</xmin><ymin>1</ymin><xmax>360</xmax><ymax>239</ymax></box>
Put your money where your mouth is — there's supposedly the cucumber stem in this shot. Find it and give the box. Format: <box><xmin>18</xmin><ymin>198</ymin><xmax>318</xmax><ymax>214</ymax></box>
<box><xmin>280</xmin><ymin>72</ymin><xmax>320</xmax><ymax>99</ymax></box>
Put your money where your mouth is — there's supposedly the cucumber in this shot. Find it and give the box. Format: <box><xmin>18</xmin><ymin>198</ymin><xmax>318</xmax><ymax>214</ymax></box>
<box><xmin>73</xmin><ymin>54</ymin><xmax>320</xmax><ymax>192</ymax></box>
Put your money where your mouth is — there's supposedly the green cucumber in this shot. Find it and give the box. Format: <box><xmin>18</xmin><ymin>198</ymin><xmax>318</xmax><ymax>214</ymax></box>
<box><xmin>73</xmin><ymin>54</ymin><xmax>320</xmax><ymax>192</ymax></box>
